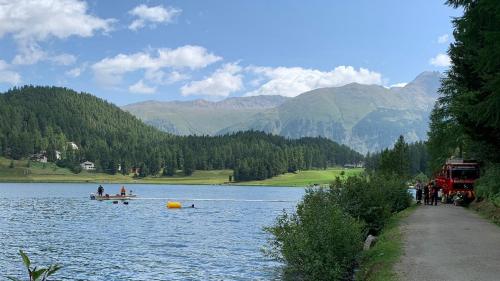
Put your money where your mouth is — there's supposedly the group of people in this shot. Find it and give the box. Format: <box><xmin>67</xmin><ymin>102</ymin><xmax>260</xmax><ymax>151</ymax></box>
<box><xmin>96</xmin><ymin>185</ymin><xmax>131</xmax><ymax>197</ymax></box>
<box><xmin>415</xmin><ymin>180</ymin><xmax>439</xmax><ymax>205</ymax></box>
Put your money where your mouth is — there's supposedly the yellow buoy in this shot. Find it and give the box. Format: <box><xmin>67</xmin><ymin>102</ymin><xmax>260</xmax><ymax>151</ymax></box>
<box><xmin>167</xmin><ymin>201</ymin><xmax>182</xmax><ymax>209</ymax></box>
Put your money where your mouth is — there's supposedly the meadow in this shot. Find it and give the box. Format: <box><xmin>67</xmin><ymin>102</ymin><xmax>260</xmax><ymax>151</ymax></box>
<box><xmin>0</xmin><ymin>158</ymin><xmax>362</xmax><ymax>186</ymax></box>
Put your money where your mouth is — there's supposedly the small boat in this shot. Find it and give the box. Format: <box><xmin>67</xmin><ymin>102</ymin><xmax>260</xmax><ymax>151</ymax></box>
<box><xmin>90</xmin><ymin>193</ymin><xmax>137</xmax><ymax>201</ymax></box>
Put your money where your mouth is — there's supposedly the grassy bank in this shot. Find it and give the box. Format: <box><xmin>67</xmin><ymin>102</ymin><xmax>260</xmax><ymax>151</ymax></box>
<box><xmin>0</xmin><ymin>157</ymin><xmax>359</xmax><ymax>186</ymax></box>
<box><xmin>0</xmin><ymin>157</ymin><xmax>233</xmax><ymax>184</ymax></box>
<box><xmin>469</xmin><ymin>199</ymin><xmax>500</xmax><ymax>226</ymax></box>
<box><xmin>357</xmin><ymin>205</ymin><xmax>417</xmax><ymax>281</ymax></box>
<box><xmin>242</xmin><ymin>168</ymin><xmax>364</xmax><ymax>186</ymax></box>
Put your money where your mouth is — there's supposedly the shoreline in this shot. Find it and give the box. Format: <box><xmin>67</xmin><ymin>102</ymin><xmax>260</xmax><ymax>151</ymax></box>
<box><xmin>0</xmin><ymin>178</ymin><xmax>306</xmax><ymax>187</ymax></box>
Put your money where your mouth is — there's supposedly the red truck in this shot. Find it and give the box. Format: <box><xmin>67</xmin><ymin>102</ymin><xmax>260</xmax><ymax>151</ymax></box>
<box><xmin>434</xmin><ymin>159</ymin><xmax>480</xmax><ymax>204</ymax></box>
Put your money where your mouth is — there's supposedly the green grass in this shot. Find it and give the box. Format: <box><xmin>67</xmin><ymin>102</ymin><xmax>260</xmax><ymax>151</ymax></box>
<box><xmin>356</xmin><ymin>205</ymin><xmax>417</xmax><ymax>281</ymax></box>
<box><xmin>468</xmin><ymin>199</ymin><xmax>500</xmax><ymax>226</ymax></box>
<box><xmin>0</xmin><ymin>157</ymin><xmax>233</xmax><ymax>184</ymax></box>
<box><xmin>241</xmin><ymin>167</ymin><xmax>364</xmax><ymax>186</ymax></box>
<box><xmin>0</xmin><ymin>157</ymin><xmax>363</xmax><ymax>186</ymax></box>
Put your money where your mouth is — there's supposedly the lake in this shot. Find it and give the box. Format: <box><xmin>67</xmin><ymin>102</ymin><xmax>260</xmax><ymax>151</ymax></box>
<box><xmin>0</xmin><ymin>183</ymin><xmax>304</xmax><ymax>281</ymax></box>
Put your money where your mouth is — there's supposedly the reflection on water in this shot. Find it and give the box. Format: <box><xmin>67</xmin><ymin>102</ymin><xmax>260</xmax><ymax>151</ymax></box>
<box><xmin>0</xmin><ymin>183</ymin><xmax>303</xmax><ymax>281</ymax></box>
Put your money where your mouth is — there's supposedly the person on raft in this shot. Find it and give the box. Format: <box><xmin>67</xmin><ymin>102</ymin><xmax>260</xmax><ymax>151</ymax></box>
<box><xmin>120</xmin><ymin>186</ymin><xmax>126</xmax><ymax>196</ymax></box>
<box><xmin>97</xmin><ymin>185</ymin><xmax>104</xmax><ymax>196</ymax></box>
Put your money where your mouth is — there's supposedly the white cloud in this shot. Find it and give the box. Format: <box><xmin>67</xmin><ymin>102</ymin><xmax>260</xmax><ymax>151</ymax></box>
<box><xmin>12</xmin><ymin>43</ymin><xmax>77</xmax><ymax>66</ymax></box>
<box><xmin>144</xmin><ymin>69</ymin><xmax>189</xmax><ymax>85</ymax></box>
<box><xmin>129</xmin><ymin>4</ymin><xmax>181</xmax><ymax>30</ymax></box>
<box><xmin>389</xmin><ymin>82</ymin><xmax>407</xmax><ymax>88</ymax></box>
<box><xmin>0</xmin><ymin>0</ymin><xmax>114</xmax><ymax>65</ymax></box>
<box><xmin>437</xmin><ymin>34</ymin><xmax>450</xmax><ymax>44</ymax></box>
<box><xmin>66</xmin><ymin>62</ymin><xmax>88</xmax><ymax>78</ymax></box>
<box><xmin>129</xmin><ymin>79</ymin><xmax>156</xmax><ymax>94</ymax></box>
<box><xmin>92</xmin><ymin>45</ymin><xmax>221</xmax><ymax>85</ymax></box>
<box><xmin>166</xmin><ymin>71</ymin><xmax>190</xmax><ymax>83</ymax></box>
<box><xmin>12</xmin><ymin>43</ymin><xmax>47</xmax><ymax>65</ymax></box>
<box><xmin>66</xmin><ymin>68</ymin><xmax>82</xmax><ymax>78</ymax></box>
<box><xmin>0</xmin><ymin>60</ymin><xmax>21</xmax><ymax>85</ymax></box>
<box><xmin>0</xmin><ymin>0</ymin><xmax>114</xmax><ymax>41</ymax></box>
<box><xmin>50</xmin><ymin>53</ymin><xmax>77</xmax><ymax>65</ymax></box>
<box><xmin>429</xmin><ymin>53</ymin><xmax>451</xmax><ymax>67</ymax></box>
<box><xmin>245</xmin><ymin>65</ymin><xmax>382</xmax><ymax>97</ymax></box>
<box><xmin>181</xmin><ymin>63</ymin><xmax>243</xmax><ymax>97</ymax></box>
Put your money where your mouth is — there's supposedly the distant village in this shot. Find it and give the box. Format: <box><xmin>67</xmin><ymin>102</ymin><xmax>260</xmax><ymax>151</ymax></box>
<box><xmin>29</xmin><ymin>141</ymin><xmax>98</xmax><ymax>171</ymax></box>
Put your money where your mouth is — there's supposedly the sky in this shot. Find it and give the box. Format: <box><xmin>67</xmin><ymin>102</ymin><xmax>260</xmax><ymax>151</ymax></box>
<box><xmin>0</xmin><ymin>0</ymin><xmax>461</xmax><ymax>105</ymax></box>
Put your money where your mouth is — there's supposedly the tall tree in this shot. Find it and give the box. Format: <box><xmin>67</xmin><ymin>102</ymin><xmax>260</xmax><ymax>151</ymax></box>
<box><xmin>429</xmin><ymin>0</ymin><xmax>500</xmax><ymax>169</ymax></box>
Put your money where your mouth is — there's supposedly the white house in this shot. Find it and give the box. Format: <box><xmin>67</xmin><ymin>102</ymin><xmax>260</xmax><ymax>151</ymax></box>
<box><xmin>31</xmin><ymin>153</ymin><xmax>47</xmax><ymax>163</ymax></box>
<box><xmin>67</xmin><ymin>142</ymin><xmax>79</xmax><ymax>150</ymax></box>
<box><xmin>80</xmin><ymin>161</ymin><xmax>95</xmax><ymax>170</ymax></box>
<box><xmin>55</xmin><ymin>150</ymin><xmax>62</xmax><ymax>160</ymax></box>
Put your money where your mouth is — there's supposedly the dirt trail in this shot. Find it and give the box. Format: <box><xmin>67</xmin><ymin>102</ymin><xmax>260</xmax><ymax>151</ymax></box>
<box><xmin>395</xmin><ymin>204</ymin><xmax>500</xmax><ymax>281</ymax></box>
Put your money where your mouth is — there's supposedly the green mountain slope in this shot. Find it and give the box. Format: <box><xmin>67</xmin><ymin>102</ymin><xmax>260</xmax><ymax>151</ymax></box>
<box><xmin>122</xmin><ymin>95</ymin><xmax>289</xmax><ymax>135</ymax></box>
<box><xmin>124</xmin><ymin>71</ymin><xmax>442</xmax><ymax>153</ymax></box>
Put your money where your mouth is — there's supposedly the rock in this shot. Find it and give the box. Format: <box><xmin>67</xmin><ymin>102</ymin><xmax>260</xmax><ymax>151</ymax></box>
<box><xmin>363</xmin><ymin>234</ymin><xmax>378</xmax><ymax>250</ymax></box>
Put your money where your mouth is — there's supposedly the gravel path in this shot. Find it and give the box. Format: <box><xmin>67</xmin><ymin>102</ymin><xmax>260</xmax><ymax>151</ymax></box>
<box><xmin>395</xmin><ymin>204</ymin><xmax>500</xmax><ymax>281</ymax></box>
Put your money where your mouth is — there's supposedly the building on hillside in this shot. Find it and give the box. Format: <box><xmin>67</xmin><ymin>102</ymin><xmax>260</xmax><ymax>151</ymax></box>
<box><xmin>344</xmin><ymin>162</ymin><xmax>365</xmax><ymax>169</ymax></box>
<box><xmin>80</xmin><ymin>161</ymin><xmax>95</xmax><ymax>170</ymax></box>
<box><xmin>67</xmin><ymin>142</ymin><xmax>79</xmax><ymax>150</ymax></box>
<box><xmin>30</xmin><ymin>153</ymin><xmax>47</xmax><ymax>163</ymax></box>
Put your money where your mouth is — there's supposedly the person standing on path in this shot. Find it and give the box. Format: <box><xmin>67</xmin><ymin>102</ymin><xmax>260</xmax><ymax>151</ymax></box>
<box><xmin>431</xmin><ymin>182</ymin><xmax>439</xmax><ymax>206</ymax></box>
<box><xmin>415</xmin><ymin>180</ymin><xmax>423</xmax><ymax>204</ymax></box>
<box><xmin>424</xmin><ymin>183</ymin><xmax>430</xmax><ymax>205</ymax></box>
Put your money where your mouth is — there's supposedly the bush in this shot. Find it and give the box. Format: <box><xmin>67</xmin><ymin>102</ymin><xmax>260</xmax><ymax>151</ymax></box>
<box><xmin>475</xmin><ymin>164</ymin><xmax>500</xmax><ymax>201</ymax></box>
<box><xmin>266</xmin><ymin>175</ymin><xmax>411</xmax><ymax>281</ymax></box>
<box><xmin>331</xmin><ymin>175</ymin><xmax>410</xmax><ymax>234</ymax></box>
<box><xmin>266</xmin><ymin>188</ymin><xmax>364</xmax><ymax>281</ymax></box>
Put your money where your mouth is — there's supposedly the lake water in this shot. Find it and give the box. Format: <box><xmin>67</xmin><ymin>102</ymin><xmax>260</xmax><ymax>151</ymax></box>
<box><xmin>0</xmin><ymin>183</ymin><xmax>304</xmax><ymax>281</ymax></box>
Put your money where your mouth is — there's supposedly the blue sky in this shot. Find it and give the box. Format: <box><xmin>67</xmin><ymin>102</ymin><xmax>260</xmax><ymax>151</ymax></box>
<box><xmin>0</xmin><ymin>0</ymin><xmax>460</xmax><ymax>105</ymax></box>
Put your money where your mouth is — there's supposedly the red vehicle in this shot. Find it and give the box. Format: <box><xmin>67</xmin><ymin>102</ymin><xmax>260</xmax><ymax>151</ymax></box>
<box><xmin>434</xmin><ymin>159</ymin><xmax>480</xmax><ymax>204</ymax></box>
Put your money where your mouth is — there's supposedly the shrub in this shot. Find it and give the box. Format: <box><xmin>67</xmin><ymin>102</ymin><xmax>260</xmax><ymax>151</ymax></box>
<box><xmin>375</xmin><ymin>175</ymin><xmax>412</xmax><ymax>213</ymax></box>
<box><xmin>475</xmin><ymin>164</ymin><xmax>500</xmax><ymax>202</ymax></box>
<box><xmin>330</xmin><ymin>175</ymin><xmax>411</xmax><ymax>234</ymax></box>
<box><xmin>266</xmin><ymin>175</ymin><xmax>411</xmax><ymax>281</ymax></box>
<box><xmin>266</xmin><ymin>188</ymin><xmax>364</xmax><ymax>281</ymax></box>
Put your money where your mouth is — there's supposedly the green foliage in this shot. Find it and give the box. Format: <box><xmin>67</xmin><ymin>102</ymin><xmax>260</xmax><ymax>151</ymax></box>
<box><xmin>266</xmin><ymin>175</ymin><xmax>411</xmax><ymax>280</ymax></box>
<box><xmin>331</xmin><ymin>175</ymin><xmax>410</xmax><ymax>234</ymax></box>
<box><xmin>266</xmin><ymin>188</ymin><xmax>364</xmax><ymax>281</ymax></box>
<box><xmin>414</xmin><ymin>172</ymin><xmax>429</xmax><ymax>184</ymax></box>
<box><xmin>475</xmin><ymin>164</ymin><xmax>500</xmax><ymax>203</ymax></box>
<box><xmin>428</xmin><ymin>0</ymin><xmax>500</xmax><ymax>173</ymax></box>
<box><xmin>366</xmin><ymin>137</ymin><xmax>428</xmax><ymax>179</ymax></box>
<box><xmin>9</xmin><ymin>160</ymin><xmax>14</xmax><ymax>168</ymax></box>
<box><xmin>7</xmin><ymin>250</ymin><xmax>61</xmax><ymax>281</ymax></box>
<box><xmin>356</xmin><ymin>206</ymin><xmax>416</xmax><ymax>281</ymax></box>
<box><xmin>0</xmin><ymin>86</ymin><xmax>362</xmax><ymax>181</ymax></box>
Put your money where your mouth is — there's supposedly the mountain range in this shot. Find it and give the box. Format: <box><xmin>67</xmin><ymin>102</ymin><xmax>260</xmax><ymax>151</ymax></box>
<box><xmin>123</xmin><ymin>71</ymin><xmax>442</xmax><ymax>154</ymax></box>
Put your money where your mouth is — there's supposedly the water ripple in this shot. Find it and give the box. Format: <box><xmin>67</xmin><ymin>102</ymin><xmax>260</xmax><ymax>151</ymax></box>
<box><xmin>0</xmin><ymin>183</ymin><xmax>302</xmax><ymax>280</ymax></box>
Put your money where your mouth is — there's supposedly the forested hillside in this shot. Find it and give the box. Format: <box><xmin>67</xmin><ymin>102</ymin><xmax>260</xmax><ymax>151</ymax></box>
<box><xmin>0</xmin><ymin>86</ymin><xmax>362</xmax><ymax>181</ymax></box>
